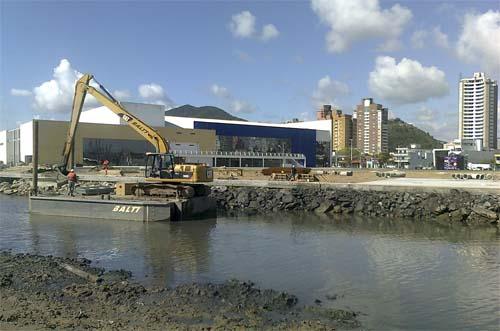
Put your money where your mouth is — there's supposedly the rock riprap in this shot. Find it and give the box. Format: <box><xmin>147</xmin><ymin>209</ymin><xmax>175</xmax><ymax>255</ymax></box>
<box><xmin>210</xmin><ymin>186</ymin><xmax>500</xmax><ymax>226</ymax></box>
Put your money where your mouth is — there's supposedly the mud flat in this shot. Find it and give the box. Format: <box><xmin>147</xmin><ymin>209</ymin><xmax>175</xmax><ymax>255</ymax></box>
<box><xmin>0</xmin><ymin>251</ymin><xmax>360</xmax><ymax>330</ymax></box>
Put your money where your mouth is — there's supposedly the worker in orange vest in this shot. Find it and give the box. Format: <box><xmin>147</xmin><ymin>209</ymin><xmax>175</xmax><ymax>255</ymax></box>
<box><xmin>67</xmin><ymin>169</ymin><xmax>77</xmax><ymax>196</ymax></box>
<box><xmin>102</xmin><ymin>159</ymin><xmax>110</xmax><ymax>175</ymax></box>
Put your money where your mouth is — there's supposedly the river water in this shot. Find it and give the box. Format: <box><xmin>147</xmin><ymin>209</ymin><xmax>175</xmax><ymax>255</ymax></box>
<box><xmin>1</xmin><ymin>195</ymin><xmax>499</xmax><ymax>330</ymax></box>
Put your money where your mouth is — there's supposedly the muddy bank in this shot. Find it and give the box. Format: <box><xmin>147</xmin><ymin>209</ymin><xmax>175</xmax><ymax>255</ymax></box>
<box><xmin>210</xmin><ymin>186</ymin><xmax>500</xmax><ymax>226</ymax></box>
<box><xmin>0</xmin><ymin>251</ymin><xmax>359</xmax><ymax>330</ymax></box>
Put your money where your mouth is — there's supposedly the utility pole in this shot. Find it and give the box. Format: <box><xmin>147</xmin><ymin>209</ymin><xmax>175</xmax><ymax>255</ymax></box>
<box><xmin>350</xmin><ymin>138</ymin><xmax>353</xmax><ymax>168</ymax></box>
<box><xmin>32</xmin><ymin>120</ymin><xmax>38</xmax><ymax>196</ymax></box>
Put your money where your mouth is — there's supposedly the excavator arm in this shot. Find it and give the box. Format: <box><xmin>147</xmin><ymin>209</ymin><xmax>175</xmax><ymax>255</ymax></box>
<box><xmin>59</xmin><ymin>74</ymin><xmax>169</xmax><ymax>174</ymax></box>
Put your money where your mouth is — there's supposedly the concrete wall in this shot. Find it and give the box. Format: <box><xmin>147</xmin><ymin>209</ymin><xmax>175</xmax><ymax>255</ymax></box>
<box><xmin>20</xmin><ymin>121</ymin><xmax>33</xmax><ymax>163</ymax></box>
<box><xmin>0</xmin><ymin>130</ymin><xmax>6</xmax><ymax>164</ymax></box>
<box><xmin>35</xmin><ymin>120</ymin><xmax>216</xmax><ymax>165</ymax></box>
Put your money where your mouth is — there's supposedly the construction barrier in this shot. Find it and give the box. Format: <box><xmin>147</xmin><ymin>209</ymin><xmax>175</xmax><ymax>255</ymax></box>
<box><xmin>452</xmin><ymin>173</ymin><xmax>492</xmax><ymax>180</ymax></box>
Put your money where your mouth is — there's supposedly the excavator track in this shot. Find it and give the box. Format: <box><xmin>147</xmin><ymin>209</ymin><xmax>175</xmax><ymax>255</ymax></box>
<box><xmin>132</xmin><ymin>183</ymin><xmax>209</xmax><ymax>198</ymax></box>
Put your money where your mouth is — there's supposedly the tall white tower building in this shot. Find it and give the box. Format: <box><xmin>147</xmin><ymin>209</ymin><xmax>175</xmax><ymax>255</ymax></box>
<box><xmin>458</xmin><ymin>72</ymin><xmax>498</xmax><ymax>150</ymax></box>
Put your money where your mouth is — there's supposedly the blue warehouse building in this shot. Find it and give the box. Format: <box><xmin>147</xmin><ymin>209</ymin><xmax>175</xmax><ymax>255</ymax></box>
<box><xmin>165</xmin><ymin>116</ymin><xmax>331</xmax><ymax>167</ymax></box>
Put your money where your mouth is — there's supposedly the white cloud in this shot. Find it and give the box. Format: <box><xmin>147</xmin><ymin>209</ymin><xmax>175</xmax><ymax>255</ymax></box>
<box><xmin>113</xmin><ymin>90</ymin><xmax>131</xmax><ymax>99</ymax></box>
<box><xmin>230</xmin><ymin>100</ymin><xmax>256</xmax><ymax>114</ymax></box>
<box><xmin>299</xmin><ymin>111</ymin><xmax>310</xmax><ymax>121</ymax></box>
<box><xmin>10</xmin><ymin>59</ymin><xmax>175</xmax><ymax>113</ymax></box>
<box><xmin>415</xmin><ymin>106</ymin><xmax>434</xmax><ymax>123</ymax></box>
<box><xmin>229</xmin><ymin>11</ymin><xmax>279</xmax><ymax>42</ymax></box>
<box><xmin>432</xmin><ymin>26</ymin><xmax>449</xmax><ymax>49</ymax></box>
<box><xmin>210</xmin><ymin>84</ymin><xmax>230</xmax><ymax>98</ymax></box>
<box><xmin>32</xmin><ymin>59</ymin><xmax>98</xmax><ymax>113</ymax></box>
<box><xmin>411</xmin><ymin>30</ymin><xmax>427</xmax><ymax>49</ymax></box>
<box><xmin>376</xmin><ymin>39</ymin><xmax>403</xmax><ymax>52</ymax></box>
<box><xmin>10</xmin><ymin>88</ymin><xmax>32</xmax><ymax>97</ymax></box>
<box><xmin>138</xmin><ymin>83</ymin><xmax>164</xmax><ymax>100</ymax></box>
<box><xmin>229</xmin><ymin>11</ymin><xmax>256</xmax><ymax>38</ymax></box>
<box><xmin>311</xmin><ymin>75</ymin><xmax>349</xmax><ymax>107</ymax></box>
<box><xmin>138</xmin><ymin>83</ymin><xmax>174</xmax><ymax>108</ymax></box>
<box><xmin>368</xmin><ymin>56</ymin><xmax>449</xmax><ymax>104</ymax></box>
<box><xmin>414</xmin><ymin>106</ymin><xmax>456</xmax><ymax>140</ymax></box>
<box><xmin>456</xmin><ymin>10</ymin><xmax>500</xmax><ymax>74</ymax></box>
<box><xmin>210</xmin><ymin>84</ymin><xmax>255</xmax><ymax>113</ymax></box>
<box><xmin>310</xmin><ymin>0</ymin><xmax>412</xmax><ymax>53</ymax></box>
<box><xmin>411</xmin><ymin>27</ymin><xmax>449</xmax><ymax>50</ymax></box>
<box><xmin>261</xmin><ymin>24</ymin><xmax>280</xmax><ymax>41</ymax></box>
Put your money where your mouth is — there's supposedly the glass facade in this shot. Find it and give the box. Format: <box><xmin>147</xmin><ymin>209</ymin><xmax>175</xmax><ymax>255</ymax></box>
<box><xmin>194</xmin><ymin>121</ymin><xmax>317</xmax><ymax>166</ymax></box>
<box><xmin>83</xmin><ymin>138</ymin><xmax>154</xmax><ymax>166</ymax></box>
<box><xmin>315</xmin><ymin>141</ymin><xmax>331</xmax><ymax>167</ymax></box>
<box><xmin>217</xmin><ymin>136</ymin><xmax>291</xmax><ymax>154</ymax></box>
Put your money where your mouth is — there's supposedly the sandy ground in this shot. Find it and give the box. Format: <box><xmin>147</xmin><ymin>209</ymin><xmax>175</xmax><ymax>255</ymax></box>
<box><xmin>1</xmin><ymin>165</ymin><xmax>498</xmax><ymax>188</ymax></box>
<box><xmin>213</xmin><ymin>168</ymin><xmax>500</xmax><ymax>184</ymax></box>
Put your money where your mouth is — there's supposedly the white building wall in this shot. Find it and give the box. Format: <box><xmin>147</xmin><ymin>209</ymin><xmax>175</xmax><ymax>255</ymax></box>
<box><xmin>165</xmin><ymin>115</ymin><xmax>333</xmax><ymax>133</ymax></box>
<box><xmin>459</xmin><ymin>72</ymin><xmax>498</xmax><ymax>149</ymax></box>
<box><xmin>81</xmin><ymin>102</ymin><xmax>165</xmax><ymax>127</ymax></box>
<box><xmin>164</xmin><ymin>116</ymin><xmax>196</xmax><ymax>129</ymax></box>
<box><xmin>0</xmin><ymin>130</ymin><xmax>7</xmax><ymax>165</ymax></box>
<box><xmin>282</xmin><ymin>119</ymin><xmax>332</xmax><ymax>133</ymax></box>
<box><xmin>20</xmin><ymin>121</ymin><xmax>33</xmax><ymax>163</ymax></box>
<box><xmin>80</xmin><ymin>106</ymin><xmax>121</xmax><ymax>125</ymax></box>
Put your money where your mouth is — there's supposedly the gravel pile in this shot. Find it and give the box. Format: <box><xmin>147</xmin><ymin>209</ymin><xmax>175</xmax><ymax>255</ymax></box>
<box><xmin>0</xmin><ymin>179</ymin><xmax>115</xmax><ymax>197</ymax></box>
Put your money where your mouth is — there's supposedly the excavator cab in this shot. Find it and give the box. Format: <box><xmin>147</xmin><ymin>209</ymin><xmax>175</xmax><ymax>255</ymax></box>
<box><xmin>145</xmin><ymin>153</ymin><xmax>176</xmax><ymax>179</ymax></box>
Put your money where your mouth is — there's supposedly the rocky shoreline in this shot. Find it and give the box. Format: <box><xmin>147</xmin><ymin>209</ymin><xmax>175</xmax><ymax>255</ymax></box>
<box><xmin>210</xmin><ymin>186</ymin><xmax>500</xmax><ymax>226</ymax></box>
<box><xmin>0</xmin><ymin>178</ymin><xmax>114</xmax><ymax>196</ymax></box>
<box><xmin>0</xmin><ymin>251</ymin><xmax>359</xmax><ymax>330</ymax></box>
<box><xmin>2</xmin><ymin>178</ymin><xmax>498</xmax><ymax>226</ymax></box>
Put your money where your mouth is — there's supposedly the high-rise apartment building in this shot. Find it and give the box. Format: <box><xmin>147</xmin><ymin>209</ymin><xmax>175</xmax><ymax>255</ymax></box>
<box><xmin>355</xmin><ymin>98</ymin><xmax>388</xmax><ymax>155</ymax></box>
<box><xmin>331</xmin><ymin>109</ymin><xmax>354</xmax><ymax>151</ymax></box>
<box><xmin>459</xmin><ymin>72</ymin><xmax>498</xmax><ymax>150</ymax></box>
<box><xmin>316</xmin><ymin>105</ymin><xmax>333</xmax><ymax>120</ymax></box>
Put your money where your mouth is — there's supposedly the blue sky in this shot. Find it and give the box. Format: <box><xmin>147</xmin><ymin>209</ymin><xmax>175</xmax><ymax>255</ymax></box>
<box><xmin>1</xmin><ymin>0</ymin><xmax>499</xmax><ymax>141</ymax></box>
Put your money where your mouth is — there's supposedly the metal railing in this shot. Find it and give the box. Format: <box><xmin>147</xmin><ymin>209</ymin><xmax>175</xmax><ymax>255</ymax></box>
<box><xmin>171</xmin><ymin>150</ymin><xmax>305</xmax><ymax>158</ymax></box>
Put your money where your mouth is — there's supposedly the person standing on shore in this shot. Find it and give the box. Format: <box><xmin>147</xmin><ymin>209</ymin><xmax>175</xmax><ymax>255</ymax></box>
<box><xmin>291</xmin><ymin>165</ymin><xmax>296</xmax><ymax>181</ymax></box>
<box><xmin>67</xmin><ymin>169</ymin><xmax>77</xmax><ymax>196</ymax></box>
<box><xmin>102</xmin><ymin>159</ymin><xmax>110</xmax><ymax>175</ymax></box>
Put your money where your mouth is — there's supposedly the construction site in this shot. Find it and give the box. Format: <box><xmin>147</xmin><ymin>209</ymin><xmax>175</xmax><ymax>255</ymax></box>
<box><xmin>0</xmin><ymin>74</ymin><xmax>498</xmax><ymax>223</ymax></box>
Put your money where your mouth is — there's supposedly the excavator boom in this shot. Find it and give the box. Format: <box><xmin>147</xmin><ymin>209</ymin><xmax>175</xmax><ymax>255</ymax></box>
<box><xmin>58</xmin><ymin>73</ymin><xmax>213</xmax><ymax>195</ymax></box>
<box><xmin>59</xmin><ymin>74</ymin><xmax>169</xmax><ymax>173</ymax></box>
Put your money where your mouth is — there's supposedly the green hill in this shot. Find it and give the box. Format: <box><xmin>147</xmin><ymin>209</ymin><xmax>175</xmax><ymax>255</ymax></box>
<box><xmin>165</xmin><ymin>104</ymin><xmax>246</xmax><ymax>121</ymax></box>
<box><xmin>388</xmin><ymin>118</ymin><xmax>444</xmax><ymax>151</ymax></box>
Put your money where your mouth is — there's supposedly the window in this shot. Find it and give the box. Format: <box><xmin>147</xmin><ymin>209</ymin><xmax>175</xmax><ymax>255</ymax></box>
<box><xmin>217</xmin><ymin>136</ymin><xmax>291</xmax><ymax>154</ymax></box>
<box><xmin>83</xmin><ymin>138</ymin><xmax>154</xmax><ymax>166</ymax></box>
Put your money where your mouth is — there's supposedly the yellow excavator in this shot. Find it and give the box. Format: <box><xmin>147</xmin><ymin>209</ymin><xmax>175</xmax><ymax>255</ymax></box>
<box><xmin>58</xmin><ymin>74</ymin><xmax>213</xmax><ymax>197</ymax></box>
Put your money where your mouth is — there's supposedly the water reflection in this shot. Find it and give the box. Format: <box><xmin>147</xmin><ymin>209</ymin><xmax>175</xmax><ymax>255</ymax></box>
<box><xmin>1</xmin><ymin>196</ymin><xmax>499</xmax><ymax>330</ymax></box>
<box><xmin>27</xmin><ymin>213</ymin><xmax>216</xmax><ymax>286</ymax></box>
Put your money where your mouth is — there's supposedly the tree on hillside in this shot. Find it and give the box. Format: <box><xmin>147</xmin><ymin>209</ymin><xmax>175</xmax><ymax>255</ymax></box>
<box><xmin>376</xmin><ymin>152</ymin><xmax>392</xmax><ymax>166</ymax></box>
